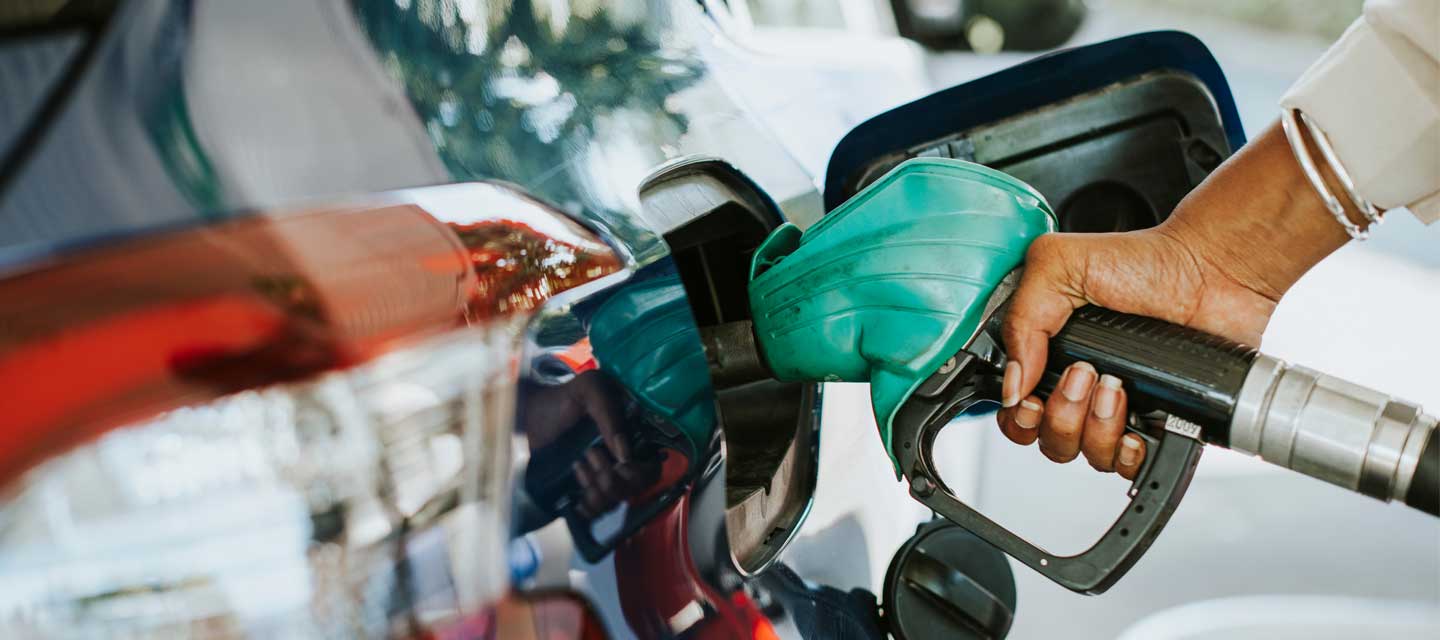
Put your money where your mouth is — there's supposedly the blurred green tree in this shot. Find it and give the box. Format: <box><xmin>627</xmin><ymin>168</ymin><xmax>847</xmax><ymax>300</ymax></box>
<box><xmin>351</xmin><ymin>0</ymin><xmax>703</xmax><ymax>254</ymax></box>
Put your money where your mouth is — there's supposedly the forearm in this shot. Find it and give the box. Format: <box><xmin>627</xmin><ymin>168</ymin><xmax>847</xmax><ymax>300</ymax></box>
<box><xmin>1158</xmin><ymin>120</ymin><xmax>1350</xmax><ymax>303</ymax></box>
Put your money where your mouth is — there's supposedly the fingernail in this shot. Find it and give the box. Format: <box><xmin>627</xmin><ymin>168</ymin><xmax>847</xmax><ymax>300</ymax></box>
<box><xmin>1119</xmin><ymin>435</ymin><xmax>1141</xmax><ymax>466</ymax></box>
<box><xmin>1016</xmin><ymin>399</ymin><xmax>1042</xmax><ymax>429</ymax></box>
<box><xmin>1093</xmin><ymin>375</ymin><xmax>1121</xmax><ymax>419</ymax></box>
<box><xmin>1002</xmin><ymin>361</ymin><xmax>1022</xmax><ymax>407</ymax></box>
<box><xmin>1061</xmin><ymin>362</ymin><xmax>1096</xmax><ymax>402</ymax></box>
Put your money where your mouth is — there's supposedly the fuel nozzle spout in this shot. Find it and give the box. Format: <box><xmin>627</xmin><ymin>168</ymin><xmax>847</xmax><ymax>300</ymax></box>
<box><xmin>744</xmin><ymin>159</ymin><xmax>1054</xmax><ymax>466</ymax></box>
<box><xmin>699</xmin><ymin>320</ymin><xmax>773</xmax><ymax>388</ymax></box>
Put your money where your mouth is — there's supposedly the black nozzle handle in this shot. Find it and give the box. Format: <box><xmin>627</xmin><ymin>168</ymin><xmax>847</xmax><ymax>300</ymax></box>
<box><xmin>891</xmin><ymin>348</ymin><xmax>1206</xmax><ymax>595</ymax></box>
<box><xmin>1050</xmin><ymin>306</ymin><xmax>1439</xmax><ymax>518</ymax></box>
<box><xmin>1043</xmin><ymin>306</ymin><xmax>1259</xmax><ymax>446</ymax></box>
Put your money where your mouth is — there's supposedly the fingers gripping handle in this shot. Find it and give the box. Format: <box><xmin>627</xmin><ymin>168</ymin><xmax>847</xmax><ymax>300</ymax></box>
<box><xmin>902</xmin><ymin>424</ymin><xmax>1202</xmax><ymax>594</ymax></box>
<box><xmin>1045</xmin><ymin>306</ymin><xmax>1258</xmax><ymax>445</ymax></box>
<box><xmin>1050</xmin><ymin>306</ymin><xmax>1440</xmax><ymax>517</ymax></box>
<box><xmin>899</xmin><ymin>304</ymin><xmax>1435</xmax><ymax>596</ymax></box>
<box><xmin>891</xmin><ymin>350</ymin><xmax>1205</xmax><ymax>595</ymax></box>
<box><xmin>893</xmin><ymin>306</ymin><xmax>1249</xmax><ymax>594</ymax></box>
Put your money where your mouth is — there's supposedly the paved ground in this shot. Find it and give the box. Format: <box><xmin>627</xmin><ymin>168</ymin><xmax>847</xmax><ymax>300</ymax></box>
<box><xmin>925</xmin><ymin>4</ymin><xmax>1440</xmax><ymax>638</ymax></box>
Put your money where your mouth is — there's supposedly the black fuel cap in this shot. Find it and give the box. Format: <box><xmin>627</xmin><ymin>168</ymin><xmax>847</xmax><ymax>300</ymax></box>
<box><xmin>882</xmin><ymin>519</ymin><xmax>1017</xmax><ymax>640</ymax></box>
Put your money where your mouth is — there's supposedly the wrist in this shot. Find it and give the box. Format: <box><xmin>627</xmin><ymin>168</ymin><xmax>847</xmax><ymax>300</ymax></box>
<box><xmin>1281</xmin><ymin>109</ymin><xmax>1386</xmax><ymax>237</ymax></box>
<box><xmin>1160</xmin><ymin>120</ymin><xmax>1348</xmax><ymax>301</ymax></box>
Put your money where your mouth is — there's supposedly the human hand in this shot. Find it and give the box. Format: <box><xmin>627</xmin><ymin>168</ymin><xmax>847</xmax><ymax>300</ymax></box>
<box><xmin>523</xmin><ymin>369</ymin><xmax>648</xmax><ymax>517</ymax></box>
<box><xmin>995</xmin><ymin>121</ymin><xmax>1351</xmax><ymax>477</ymax></box>
<box><xmin>993</xmin><ymin>229</ymin><xmax>1277</xmax><ymax>477</ymax></box>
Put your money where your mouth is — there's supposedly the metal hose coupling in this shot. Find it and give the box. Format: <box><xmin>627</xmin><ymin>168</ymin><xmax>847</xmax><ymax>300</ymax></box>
<box><xmin>1229</xmin><ymin>354</ymin><xmax>1437</xmax><ymax>504</ymax></box>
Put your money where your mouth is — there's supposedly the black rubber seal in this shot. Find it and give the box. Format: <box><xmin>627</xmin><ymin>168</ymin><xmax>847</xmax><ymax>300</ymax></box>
<box><xmin>1404</xmin><ymin>427</ymin><xmax>1439</xmax><ymax>517</ymax></box>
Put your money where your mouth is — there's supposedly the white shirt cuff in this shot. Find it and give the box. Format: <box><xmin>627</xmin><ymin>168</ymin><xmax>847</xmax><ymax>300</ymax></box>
<box><xmin>1280</xmin><ymin>16</ymin><xmax>1440</xmax><ymax>225</ymax></box>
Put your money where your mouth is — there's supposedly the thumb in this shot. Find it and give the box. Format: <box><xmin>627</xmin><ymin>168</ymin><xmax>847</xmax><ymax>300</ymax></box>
<box><xmin>1001</xmin><ymin>246</ymin><xmax>1086</xmax><ymax>403</ymax></box>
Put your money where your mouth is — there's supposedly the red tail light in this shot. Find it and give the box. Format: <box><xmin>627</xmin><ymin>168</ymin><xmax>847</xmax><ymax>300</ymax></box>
<box><xmin>0</xmin><ymin>186</ymin><xmax>620</xmax><ymax>485</ymax></box>
<box><xmin>0</xmin><ymin>183</ymin><xmax>623</xmax><ymax>637</ymax></box>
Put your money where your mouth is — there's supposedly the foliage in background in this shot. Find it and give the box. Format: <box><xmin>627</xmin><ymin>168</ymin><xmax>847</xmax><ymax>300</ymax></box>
<box><xmin>351</xmin><ymin>0</ymin><xmax>703</xmax><ymax>189</ymax></box>
<box><xmin>350</xmin><ymin>0</ymin><xmax>704</xmax><ymax>258</ymax></box>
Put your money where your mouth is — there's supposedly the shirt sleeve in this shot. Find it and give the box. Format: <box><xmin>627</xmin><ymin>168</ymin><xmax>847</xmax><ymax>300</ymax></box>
<box><xmin>1279</xmin><ymin>0</ymin><xmax>1440</xmax><ymax>224</ymax></box>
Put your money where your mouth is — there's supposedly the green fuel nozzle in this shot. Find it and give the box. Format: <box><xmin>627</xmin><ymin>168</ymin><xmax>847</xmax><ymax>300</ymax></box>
<box><xmin>746</xmin><ymin>158</ymin><xmax>1054</xmax><ymax>470</ymax></box>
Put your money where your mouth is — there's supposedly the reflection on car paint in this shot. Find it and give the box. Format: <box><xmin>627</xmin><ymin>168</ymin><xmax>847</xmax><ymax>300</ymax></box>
<box><xmin>0</xmin><ymin>326</ymin><xmax>519</xmax><ymax>637</ymax></box>
<box><xmin>585</xmin><ymin>269</ymin><xmax>716</xmax><ymax>448</ymax></box>
<box><xmin>350</xmin><ymin>0</ymin><xmax>704</xmax><ymax>265</ymax></box>
<box><xmin>515</xmin><ymin>262</ymin><xmax>715</xmax><ymax>564</ymax></box>
<box><xmin>615</xmin><ymin>496</ymin><xmax>779</xmax><ymax>640</ymax></box>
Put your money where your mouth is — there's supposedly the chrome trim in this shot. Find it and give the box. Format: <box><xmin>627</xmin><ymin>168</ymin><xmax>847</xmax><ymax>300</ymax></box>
<box><xmin>1229</xmin><ymin>354</ymin><xmax>1437</xmax><ymax>503</ymax></box>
